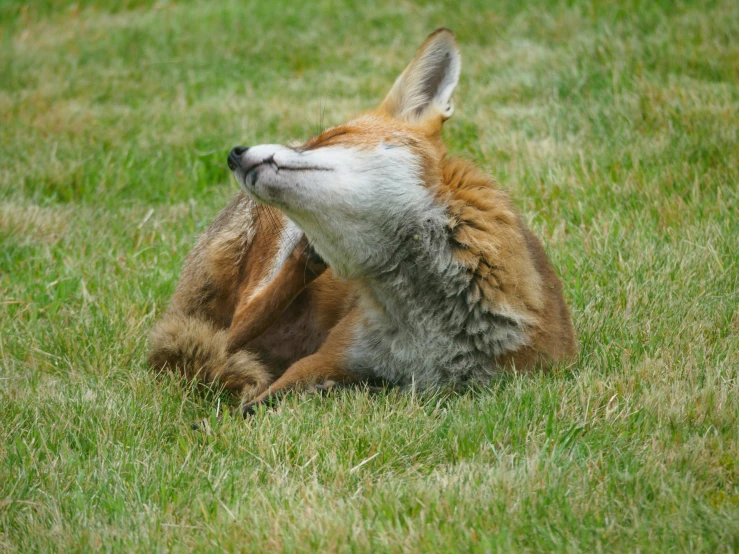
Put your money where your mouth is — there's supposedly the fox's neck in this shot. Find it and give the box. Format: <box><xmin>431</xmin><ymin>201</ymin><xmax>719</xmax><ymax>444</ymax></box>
<box><xmin>361</xmin><ymin>217</ymin><xmax>457</xmax><ymax>323</ymax></box>
<box><xmin>356</xmin><ymin>206</ymin><xmax>514</xmax><ymax>348</ymax></box>
<box><xmin>352</xmin><ymin>157</ymin><xmax>538</xmax><ymax>361</ymax></box>
<box><xmin>350</xmin><ymin>207</ymin><xmax>530</xmax><ymax>385</ymax></box>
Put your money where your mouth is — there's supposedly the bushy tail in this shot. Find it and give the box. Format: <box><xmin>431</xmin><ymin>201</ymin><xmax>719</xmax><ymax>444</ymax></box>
<box><xmin>148</xmin><ymin>312</ymin><xmax>272</xmax><ymax>404</ymax></box>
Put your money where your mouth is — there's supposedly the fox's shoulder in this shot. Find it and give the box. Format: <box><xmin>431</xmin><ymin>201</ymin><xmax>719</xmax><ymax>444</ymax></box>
<box><xmin>435</xmin><ymin>157</ymin><xmax>545</xmax><ymax>323</ymax></box>
<box><xmin>435</xmin><ymin>156</ymin><xmax>577</xmax><ymax>364</ymax></box>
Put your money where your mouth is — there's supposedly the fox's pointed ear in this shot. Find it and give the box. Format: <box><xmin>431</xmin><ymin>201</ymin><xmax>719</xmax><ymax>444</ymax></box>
<box><xmin>379</xmin><ymin>28</ymin><xmax>461</xmax><ymax>126</ymax></box>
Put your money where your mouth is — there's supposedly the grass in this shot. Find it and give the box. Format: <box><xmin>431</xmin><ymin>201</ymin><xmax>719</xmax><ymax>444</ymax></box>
<box><xmin>1</xmin><ymin>0</ymin><xmax>738</xmax><ymax>551</ymax></box>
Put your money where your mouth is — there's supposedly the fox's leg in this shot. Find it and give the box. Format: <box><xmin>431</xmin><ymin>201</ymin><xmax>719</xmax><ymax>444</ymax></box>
<box><xmin>227</xmin><ymin>237</ymin><xmax>327</xmax><ymax>353</ymax></box>
<box><xmin>241</xmin><ymin>308</ymin><xmax>361</xmax><ymax>415</ymax></box>
<box><xmin>150</xmin><ymin>197</ymin><xmax>313</xmax><ymax>405</ymax></box>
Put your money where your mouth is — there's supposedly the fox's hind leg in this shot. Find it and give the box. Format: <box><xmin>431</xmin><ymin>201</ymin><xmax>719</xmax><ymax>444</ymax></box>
<box><xmin>149</xmin><ymin>195</ymin><xmax>285</xmax><ymax>404</ymax></box>
<box><xmin>150</xmin><ymin>233</ymin><xmax>329</xmax><ymax>406</ymax></box>
<box><xmin>150</xmin><ymin>193</ymin><xmax>335</xmax><ymax>408</ymax></box>
<box><xmin>227</xmin><ymin>236</ymin><xmax>327</xmax><ymax>353</ymax></box>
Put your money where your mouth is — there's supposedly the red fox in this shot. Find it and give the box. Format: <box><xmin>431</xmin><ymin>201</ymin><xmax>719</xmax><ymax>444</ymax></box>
<box><xmin>148</xmin><ymin>28</ymin><xmax>576</xmax><ymax>413</ymax></box>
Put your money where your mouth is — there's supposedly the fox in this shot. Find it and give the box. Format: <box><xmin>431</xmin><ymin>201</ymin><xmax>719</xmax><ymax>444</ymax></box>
<box><xmin>148</xmin><ymin>28</ymin><xmax>576</xmax><ymax>414</ymax></box>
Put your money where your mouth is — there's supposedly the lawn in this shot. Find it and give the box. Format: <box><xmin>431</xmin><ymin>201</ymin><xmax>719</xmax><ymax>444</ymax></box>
<box><xmin>1</xmin><ymin>0</ymin><xmax>738</xmax><ymax>551</ymax></box>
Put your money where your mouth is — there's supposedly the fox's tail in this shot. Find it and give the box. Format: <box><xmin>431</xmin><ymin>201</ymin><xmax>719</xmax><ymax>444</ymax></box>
<box><xmin>147</xmin><ymin>312</ymin><xmax>272</xmax><ymax>404</ymax></box>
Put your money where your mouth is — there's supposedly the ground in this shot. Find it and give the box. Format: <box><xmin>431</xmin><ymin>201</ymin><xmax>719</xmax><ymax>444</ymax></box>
<box><xmin>1</xmin><ymin>0</ymin><xmax>738</xmax><ymax>551</ymax></box>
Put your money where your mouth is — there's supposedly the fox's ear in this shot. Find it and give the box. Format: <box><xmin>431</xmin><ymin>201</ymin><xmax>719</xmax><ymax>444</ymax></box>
<box><xmin>379</xmin><ymin>28</ymin><xmax>461</xmax><ymax>126</ymax></box>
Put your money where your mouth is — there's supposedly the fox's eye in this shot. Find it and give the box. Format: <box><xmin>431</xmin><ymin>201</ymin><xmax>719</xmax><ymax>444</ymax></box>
<box><xmin>322</xmin><ymin>131</ymin><xmax>348</xmax><ymax>143</ymax></box>
<box><xmin>303</xmin><ymin>130</ymin><xmax>348</xmax><ymax>151</ymax></box>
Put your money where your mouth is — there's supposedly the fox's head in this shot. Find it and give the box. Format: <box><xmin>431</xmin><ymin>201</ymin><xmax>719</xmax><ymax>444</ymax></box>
<box><xmin>228</xmin><ymin>28</ymin><xmax>461</xmax><ymax>278</ymax></box>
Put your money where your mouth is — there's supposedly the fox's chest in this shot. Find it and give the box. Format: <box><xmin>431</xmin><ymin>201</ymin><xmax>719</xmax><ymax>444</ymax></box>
<box><xmin>346</xmin><ymin>296</ymin><xmax>529</xmax><ymax>388</ymax></box>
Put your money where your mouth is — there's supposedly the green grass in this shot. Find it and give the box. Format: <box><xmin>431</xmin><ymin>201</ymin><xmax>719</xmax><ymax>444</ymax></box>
<box><xmin>1</xmin><ymin>0</ymin><xmax>738</xmax><ymax>551</ymax></box>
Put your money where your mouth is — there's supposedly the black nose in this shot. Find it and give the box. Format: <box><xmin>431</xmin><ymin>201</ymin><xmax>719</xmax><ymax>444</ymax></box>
<box><xmin>227</xmin><ymin>146</ymin><xmax>248</xmax><ymax>170</ymax></box>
